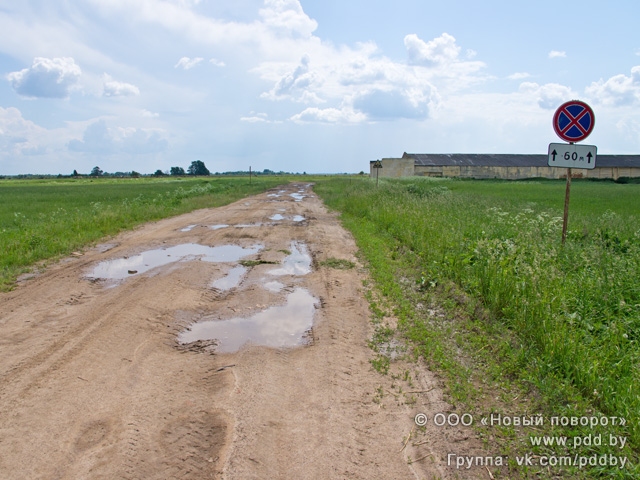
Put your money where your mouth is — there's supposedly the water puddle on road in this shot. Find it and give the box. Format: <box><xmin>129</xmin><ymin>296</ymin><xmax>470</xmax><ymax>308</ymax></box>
<box><xmin>209</xmin><ymin>224</ymin><xmax>229</xmax><ymax>230</ymax></box>
<box><xmin>263</xmin><ymin>280</ymin><xmax>285</xmax><ymax>292</ymax></box>
<box><xmin>290</xmin><ymin>193</ymin><xmax>305</xmax><ymax>202</ymax></box>
<box><xmin>270</xmin><ymin>214</ymin><xmax>304</xmax><ymax>222</ymax></box>
<box><xmin>87</xmin><ymin>243</ymin><xmax>262</xmax><ymax>280</ymax></box>
<box><xmin>177</xmin><ymin>288</ymin><xmax>318</xmax><ymax>353</ymax></box>
<box><xmin>269</xmin><ymin>241</ymin><xmax>311</xmax><ymax>276</ymax></box>
<box><xmin>211</xmin><ymin>265</ymin><xmax>247</xmax><ymax>291</ymax></box>
<box><xmin>180</xmin><ymin>224</ymin><xmax>198</xmax><ymax>232</ymax></box>
<box><xmin>235</xmin><ymin>223</ymin><xmax>263</xmax><ymax>228</ymax></box>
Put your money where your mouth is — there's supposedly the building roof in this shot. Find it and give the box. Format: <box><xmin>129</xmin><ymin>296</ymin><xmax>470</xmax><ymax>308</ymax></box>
<box><xmin>402</xmin><ymin>152</ymin><xmax>640</xmax><ymax>168</ymax></box>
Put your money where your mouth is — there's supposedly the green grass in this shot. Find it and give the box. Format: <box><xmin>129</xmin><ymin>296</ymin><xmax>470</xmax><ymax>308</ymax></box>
<box><xmin>314</xmin><ymin>176</ymin><xmax>640</xmax><ymax>478</ymax></box>
<box><xmin>319</xmin><ymin>257</ymin><xmax>356</xmax><ymax>269</ymax></box>
<box><xmin>0</xmin><ymin>176</ymin><xmax>289</xmax><ymax>290</ymax></box>
<box><xmin>239</xmin><ymin>259</ymin><xmax>278</xmax><ymax>267</ymax></box>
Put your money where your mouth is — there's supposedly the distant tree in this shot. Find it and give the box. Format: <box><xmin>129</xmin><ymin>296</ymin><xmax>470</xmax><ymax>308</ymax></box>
<box><xmin>170</xmin><ymin>166</ymin><xmax>185</xmax><ymax>176</ymax></box>
<box><xmin>90</xmin><ymin>166</ymin><xmax>103</xmax><ymax>176</ymax></box>
<box><xmin>187</xmin><ymin>160</ymin><xmax>210</xmax><ymax>176</ymax></box>
<box><xmin>130</xmin><ymin>171</ymin><xmax>140</xmax><ymax>178</ymax></box>
<box><xmin>153</xmin><ymin>169</ymin><xmax>165</xmax><ymax>176</ymax></box>
<box><xmin>72</xmin><ymin>169</ymin><xmax>79</xmax><ymax>177</ymax></box>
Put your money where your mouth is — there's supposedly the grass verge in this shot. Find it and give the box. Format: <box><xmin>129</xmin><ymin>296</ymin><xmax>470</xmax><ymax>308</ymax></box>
<box><xmin>314</xmin><ymin>176</ymin><xmax>639</xmax><ymax>478</ymax></box>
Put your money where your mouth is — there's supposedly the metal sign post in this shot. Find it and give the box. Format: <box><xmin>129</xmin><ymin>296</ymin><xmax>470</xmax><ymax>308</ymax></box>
<box><xmin>549</xmin><ymin>100</ymin><xmax>596</xmax><ymax>244</ymax></box>
<box><xmin>562</xmin><ymin>165</ymin><xmax>572</xmax><ymax>244</ymax></box>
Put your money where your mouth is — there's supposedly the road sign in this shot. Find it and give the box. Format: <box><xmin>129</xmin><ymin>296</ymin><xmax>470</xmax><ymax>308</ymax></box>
<box><xmin>548</xmin><ymin>143</ymin><xmax>597</xmax><ymax>169</ymax></box>
<box><xmin>372</xmin><ymin>160</ymin><xmax>383</xmax><ymax>186</ymax></box>
<box><xmin>553</xmin><ymin>100</ymin><xmax>595</xmax><ymax>143</ymax></box>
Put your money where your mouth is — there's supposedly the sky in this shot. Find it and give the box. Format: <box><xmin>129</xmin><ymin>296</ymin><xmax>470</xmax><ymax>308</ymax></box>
<box><xmin>0</xmin><ymin>0</ymin><xmax>639</xmax><ymax>175</ymax></box>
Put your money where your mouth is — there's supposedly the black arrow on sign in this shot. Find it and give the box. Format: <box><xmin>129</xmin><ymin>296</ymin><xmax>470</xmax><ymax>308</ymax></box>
<box><xmin>551</xmin><ymin>150</ymin><xmax>557</xmax><ymax>162</ymax></box>
<box><xmin>587</xmin><ymin>152</ymin><xmax>593</xmax><ymax>164</ymax></box>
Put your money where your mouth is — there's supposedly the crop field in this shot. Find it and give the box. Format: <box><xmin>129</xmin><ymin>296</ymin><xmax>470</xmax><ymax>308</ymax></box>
<box><xmin>314</xmin><ymin>177</ymin><xmax>639</xmax><ymax>478</ymax></box>
<box><xmin>0</xmin><ymin>176</ymin><xmax>287</xmax><ymax>290</ymax></box>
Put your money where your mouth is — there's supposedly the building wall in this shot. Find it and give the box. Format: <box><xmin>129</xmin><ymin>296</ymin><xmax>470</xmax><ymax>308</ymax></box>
<box><xmin>413</xmin><ymin>164</ymin><xmax>640</xmax><ymax>180</ymax></box>
<box><xmin>369</xmin><ymin>157</ymin><xmax>414</xmax><ymax>178</ymax></box>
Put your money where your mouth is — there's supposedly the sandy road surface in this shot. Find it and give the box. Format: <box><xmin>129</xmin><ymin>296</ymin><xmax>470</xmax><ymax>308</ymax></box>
<box><xmin>0</xmin><ymin>183</ymin><xmax>487</xmax><ymax>479</ymax></box>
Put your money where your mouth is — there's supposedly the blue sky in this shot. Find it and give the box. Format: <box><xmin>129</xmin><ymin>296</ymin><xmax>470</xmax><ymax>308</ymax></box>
<box><xmin>1</xmin><ymin>0</ymin><xmax>639</xmax><ymax>175</ymax></box>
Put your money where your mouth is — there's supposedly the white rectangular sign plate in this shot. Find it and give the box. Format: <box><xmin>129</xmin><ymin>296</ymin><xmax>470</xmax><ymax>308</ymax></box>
<box><xmin>548</xmin><ymin>143</ymin><xmax>597</xmax><ymax>169</ymax></box>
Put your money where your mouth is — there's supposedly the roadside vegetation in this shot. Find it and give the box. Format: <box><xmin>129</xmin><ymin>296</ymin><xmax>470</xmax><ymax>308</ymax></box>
<box><xmin>0</xmin><ymin>176</ymin><xmax>287</xmax><ymax>290</ymax></box>
<box><xmin>314</xmin><ymin>176</ymin><xmax>640</xmax><ymax>478</ymax></box>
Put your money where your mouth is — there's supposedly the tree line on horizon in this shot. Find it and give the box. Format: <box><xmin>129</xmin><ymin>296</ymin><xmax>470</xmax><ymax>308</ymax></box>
<box><xmin>80</xmin><ymin>160</ymin><xmax>211</xmax><ymax>178</ymax></box>
<box><xmin>1</xmin><ymin>159</ymin><xmax>320</xmax><ymax>179</ymax></box>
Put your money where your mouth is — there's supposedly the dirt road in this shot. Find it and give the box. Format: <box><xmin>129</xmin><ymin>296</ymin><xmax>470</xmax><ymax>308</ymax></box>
<box><xmin>0</xmin><ymin>183</ymin><xmax>487</xmax><ymax>479</ymax></box>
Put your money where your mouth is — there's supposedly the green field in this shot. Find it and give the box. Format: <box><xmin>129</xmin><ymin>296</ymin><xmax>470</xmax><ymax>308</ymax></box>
<box><xmin>314</xmin><ymin>177</ymin><xmax>639</xmax><ymax>478</ymax></box>
<box><xmin>0</xmin><ymin>176</ymin><xmax>288</xmax><ymax>290</ymax></box>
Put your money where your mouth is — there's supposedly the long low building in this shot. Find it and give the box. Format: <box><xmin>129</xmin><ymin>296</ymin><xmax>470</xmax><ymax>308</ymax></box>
<box><xmin>370</xmin><ymin>152</ymin><xmax>640</xmax><ymax>180</ymax></box>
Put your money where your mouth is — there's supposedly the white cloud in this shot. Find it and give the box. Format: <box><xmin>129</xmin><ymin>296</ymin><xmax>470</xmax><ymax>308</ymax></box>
<box><xmin>519</xmin><ymin>82</ymin><xmax>577</xmax><ymax>109</ymax></box>
<box><xmin>7</xmin><ymin>57</ymin><xmax>81</xmax><ymax>99</ymax></box>
<box><xmin>86</xmin><ymin>0</ymin><xmax>317</xmax><ymax>61</ymax></box>
<box><xmin>405</xmin><ymin>33</ymin><xmax>460</xmax><ymax>65</ymax></box>
<box><xmin>258</xmin><ymin>0</ymin><xmax>318</xmax><ymax>38</ymax></box>
<box><xmin>68</xmin><ymin>119</ymin><xmax>168</xmax><ymax>154</ymax></box>
<box><xmin>615</xmin><ymin>116</ymin><xmax>640</xmax><ymax>143</ymax></box>
<box><xmin>210</xmin><ymin>58</ymin><xmax>226</xmax><ymax>67</ymax></box>
<box><xmin>0</xmin><ymin>106</ymin><xmax>74</xmax><ymax>159</ymax></box>
<box><xmin>241</xmin><ymin>112</ymin><xmax>269</xmax><ymax>123</ymax></box>
<box><xmin>167</xmin><ymin>0</ymin><xmax>202</xmax><ymax>7</ymax></box>
<box><xmin>290</xmin><ymin>107</ymin><xmax>366</xmax><ymax>124</ymax></box>
<box><xmin>585</xmin><ymin>66</ymin><xmax>640</xmax><ymax>106</ymax></box>
<box><xmin>508</xmin><ymin>72</ymin><xmax>531</xmax><ymax>80</ymax></box>
<box><xmin>352</xmin><ymin>87</ymin><xmax>436</xmax><ymax>120</ymax></box>
<box><xmin>548</xmin><ymin>50</ymin><xmax>566</xmax><ymax>59</ymax></box>
<box><xmin>174</xmin><ymin>57</ymin><xmax>204</xmax><ymax>69</ymax></box>
<box><xmin>0</xmin><ymin>106</ymin><xmax>44</xmax><ymax>154</ymax></box>
<box><xmin>261</xmin><ymin>54</ymin><xmax>321</xmax><ymax>103</ymax></box>
<box><xmin>255</xmin><ymin>32</ymin><xmax>484</xmax><ymax>123</ymax></box>
<box><xmin>140</xmin><ymin>109</ymin><xmax>160</xmax><ymax>118</ymax></box>
<box><xmin>102</xmin><ymin>74</ymin><xmax>140</xmax><ymax>97</ymax></box>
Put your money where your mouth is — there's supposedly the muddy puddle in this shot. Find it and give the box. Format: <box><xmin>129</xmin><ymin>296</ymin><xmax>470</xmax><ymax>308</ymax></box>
<box><xmin>211</xmin><ymin>265</ymin><xmax>247</xmax><ymax>291</ymax></box>
<box><xmin>269</xmin><ymin>242</ymin><xmax>311</xmax><ymax>276</ymax></box>
<box><xmin>235</xmin><ymin>223</ymin><xmax>263</xmax><ymax>228</ymax></box>
<box><xmin>263</xmin><ymin>280</ymin><xmax>285</xmax><ymax>292</ymax></box>
<box><xmin>209</xmin><ymin>224</ymin><xmax>229</xmax><ymax>230</ymax></box>
<box><xmin>87</xmin><ymin>243</ymin><xmax>262</xmax><ymax>281</ymax></box>
<box><xmin>180</xmin><ymin>224</ymin><xmax>198</xmax><ymax>232</ymax></box>
<box><xmin>178</xmin><ymin>288</ymin><xmax>318</xmax><ymax>353</ymax></box>
<box><xmin>269</xmin><ymin>214</ymin><xmax>305</xmax><ymax>222</ymax></box>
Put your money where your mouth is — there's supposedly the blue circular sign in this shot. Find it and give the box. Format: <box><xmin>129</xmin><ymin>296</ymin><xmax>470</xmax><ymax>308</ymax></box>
<box><xmin>553</xmin><ymin>100</ymin><xmax>595</xmax><ymax>143</ymax></box>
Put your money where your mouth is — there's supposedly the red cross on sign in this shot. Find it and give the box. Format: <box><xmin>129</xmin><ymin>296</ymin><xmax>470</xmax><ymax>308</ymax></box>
<box><xmin>553</xmin><ymin>100</ymin><xmax>595</xmax><ymax>143</ymax></box>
